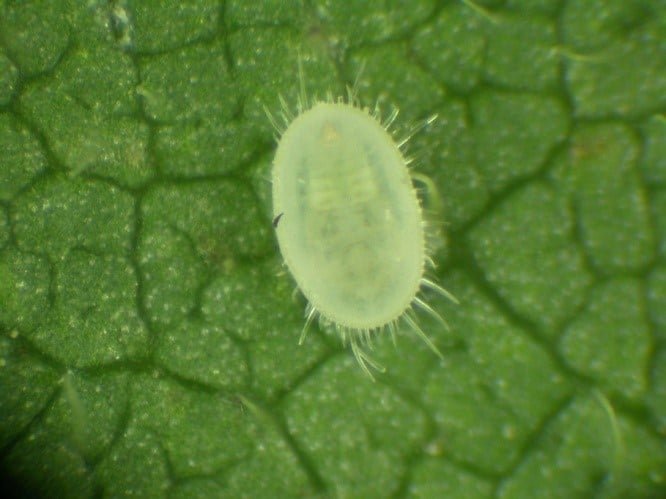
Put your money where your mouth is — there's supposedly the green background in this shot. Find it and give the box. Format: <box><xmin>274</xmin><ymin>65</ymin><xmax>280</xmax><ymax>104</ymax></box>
<box><xmin>1</xmin><ymin>0</ymin><xmax>665</xmax><ymax>497</ymax></box>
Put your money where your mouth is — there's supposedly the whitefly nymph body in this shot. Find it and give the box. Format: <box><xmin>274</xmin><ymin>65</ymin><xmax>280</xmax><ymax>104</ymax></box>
<box><xmin>270</xmin><ymin>92</ymin><xmax>455</xmax><ymax>377</ymax></box>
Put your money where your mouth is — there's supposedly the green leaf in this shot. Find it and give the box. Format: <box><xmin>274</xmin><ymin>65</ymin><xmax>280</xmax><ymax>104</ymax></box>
<box><xmin>1</xmin><ymin>0</ymin><xmax>665</xmax><ymax>497</ymax></box>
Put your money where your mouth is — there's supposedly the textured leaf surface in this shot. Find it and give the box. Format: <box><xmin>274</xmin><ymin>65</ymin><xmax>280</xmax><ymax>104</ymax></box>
<box><xmin>0</xmin><ymin>0</ymin><xmax>665</xmax><ymax>497</ymax></box>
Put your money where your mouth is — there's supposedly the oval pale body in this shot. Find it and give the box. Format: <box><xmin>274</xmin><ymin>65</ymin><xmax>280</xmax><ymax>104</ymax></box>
<box><xmin>272</xmin><ymin>102</ymin><xmax>424</xmax><ymax>331</ymax></box>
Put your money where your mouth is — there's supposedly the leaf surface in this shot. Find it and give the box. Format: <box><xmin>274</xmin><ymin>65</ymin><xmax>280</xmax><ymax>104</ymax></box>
<box><xmin>0</xmin><ymin>0</ymin><xmax>665</xmax><ymax>497</ymax></box>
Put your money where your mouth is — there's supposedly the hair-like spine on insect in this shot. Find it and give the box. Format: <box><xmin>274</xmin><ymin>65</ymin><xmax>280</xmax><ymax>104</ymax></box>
<box><xmin>267</xmin><ymin>57</ymin><xmax>457</xmax><ymax>379</ymax></box>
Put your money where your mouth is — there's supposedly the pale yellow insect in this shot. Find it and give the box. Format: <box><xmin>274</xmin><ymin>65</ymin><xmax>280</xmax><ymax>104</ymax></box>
<box><xmin>268</xmin><ymin>63</ymin><xmax>456</xmax><ymax>378</ymax></box>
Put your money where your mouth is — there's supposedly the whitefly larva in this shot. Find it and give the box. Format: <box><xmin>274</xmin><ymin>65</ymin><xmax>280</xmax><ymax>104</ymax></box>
<box><xmin>269</xmin><ymin>69</ymin><xmax>456</xmax><ymax>378</ymax></box>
